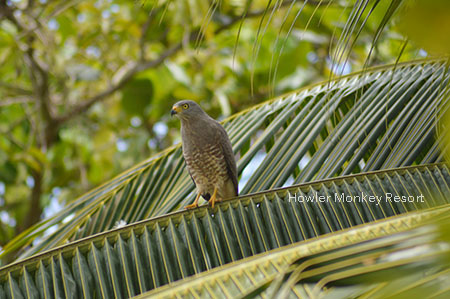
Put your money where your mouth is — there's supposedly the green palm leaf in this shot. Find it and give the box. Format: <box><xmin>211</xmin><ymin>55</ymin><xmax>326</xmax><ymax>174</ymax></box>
<box><xmin>1</xmin><ymin>59</ymin><xmax>449</xmax><ymax>261</ymax></box>
<box><xmin>134</xmin><ymin>204</ymin><xmax>450</xmax><ymax>299</ymax></box>
<box><xmin>0</xmin><ymin>164</ymin><xmax>449</xmax><ymax>297</ymax></box>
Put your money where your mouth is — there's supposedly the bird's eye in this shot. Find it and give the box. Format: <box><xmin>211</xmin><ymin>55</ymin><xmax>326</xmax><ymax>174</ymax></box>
<box><xmin>182</xmin><ymin>104</ymin><xmax>189</xmax><ymax>110</ymax></box>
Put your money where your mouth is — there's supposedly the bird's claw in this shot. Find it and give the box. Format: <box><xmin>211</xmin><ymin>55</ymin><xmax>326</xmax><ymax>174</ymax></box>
<box><xmin>185</xmin><ymin>203</ymin><xmax>198</xmax><ymax>209</ymax></box>
<box><xmin>208</xmin><ymin>198</ymin><xmax>215</xmax><ymax>209</ymax></box>
<box><xmin>208</xmin><ymin>187</ymin><xmax>218</xmax><ymax>209</ymax></box>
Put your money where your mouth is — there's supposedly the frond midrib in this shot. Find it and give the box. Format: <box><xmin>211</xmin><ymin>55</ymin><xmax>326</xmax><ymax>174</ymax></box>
<box><xmin>1</xmin><ymin>162</ymin><xmax>447</xmax><ymax>278</ymax></box>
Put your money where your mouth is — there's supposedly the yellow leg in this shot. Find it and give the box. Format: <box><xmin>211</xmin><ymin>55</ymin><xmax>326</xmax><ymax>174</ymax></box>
<box><xmin>185</xmin><ymin>192</ymin><xmax>201</xmax><ymax>209</ymax></box>
<box><xmin>208</xmin><ymin>187</ymin><xmax>218</xmax><ymax>209</ymax></box>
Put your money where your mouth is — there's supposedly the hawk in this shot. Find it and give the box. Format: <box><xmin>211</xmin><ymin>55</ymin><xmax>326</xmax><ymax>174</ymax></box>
<box><xmin>171</xmin><ymin>100</ymin><xmax>238</xmax><ymax>209</ymax></box>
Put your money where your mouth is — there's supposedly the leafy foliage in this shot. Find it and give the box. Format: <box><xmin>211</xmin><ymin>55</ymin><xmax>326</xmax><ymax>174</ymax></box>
<box><xmin>0</xmin><ymin>0</ymin><xmax>428</xmax><ymax>248</ymax></box>
<box><xmin>2</xmin><ymin>59</ymin><xmax>449</xmax><ymax>262</ymax></box>
<box><xmin>1</xmin><ymin>0</ymin><xmax>450</xmax><ymax>296</ymax></box>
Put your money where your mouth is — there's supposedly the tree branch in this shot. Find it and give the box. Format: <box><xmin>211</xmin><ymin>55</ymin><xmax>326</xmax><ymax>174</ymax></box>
<box><xmin>0</xmin><ymin>97</ymin><xmax>32</xmax><ymax>107</ymax></box>
<box><xmin>55</xmin><ymin>40</ymin><xmax>184</xmax><ymax>123</ymax></box>
<box><xmin>21</xmin><ymin>171</ymin><xmax>43</xmax><ymax>234</ymax></box>
<box><xmin>17</xmin><ymin>0</ymin><xmax>83</xmax><ymax>39</ymax></box>
<box><xmin>24</xmin><ymin>44</ymin><xmax>58</xmax><ymax>145</ymax></box>
<box><xmin>0</xmin><ymin>81</ymin><xmax>32</xmax><ymax>96</ymax></box>
<box><xmin>5</xmin><ymin>5</ymin><xmax>56</xmax><ymax>147</ymax></box>
<box><xmin>54</xmin><ymin>64</ymin><xmax>136</xmax><ymax>124</ymax></box>
<box><xmin>26</xmin><ymin>0</ymin><xmax>35</xmax><ymax>10</ymax></box>
<box><xmin>54</xmin><ymin>0</ymin><xmax>334</xmax><ymax>124</ymax></box>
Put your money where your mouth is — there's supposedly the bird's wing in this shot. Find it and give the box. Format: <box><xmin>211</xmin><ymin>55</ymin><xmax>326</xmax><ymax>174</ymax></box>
<box><xmin>187</xmin><ymin>166</ymin><xmax>196</xmax><ymax>187</ymax></box>
<box><xmin>181</xmin><ymin>145</ymin><xmax>197</xmax><ymax>187</ymax></box>
<box><xmin>217</xmin><ymin>124</ymin><xmax>239</xmax><ymax>196</ymax></box>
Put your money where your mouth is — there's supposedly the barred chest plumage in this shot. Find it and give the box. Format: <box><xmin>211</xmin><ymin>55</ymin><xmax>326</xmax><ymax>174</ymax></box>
<box><xmin>183</xmin><ymin>143</ymin><xmax>229</xmax><ymax>194</ymax></box>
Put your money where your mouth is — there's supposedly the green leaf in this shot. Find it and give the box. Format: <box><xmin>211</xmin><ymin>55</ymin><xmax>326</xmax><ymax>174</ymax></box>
<box><xmin>0</xmin><ymin>161</ymin><xmax>17</xmax><ymax>184</ymax></box>
<box><xmin>398</xmin><ymin>0</ymin><xmax>450</xmax><ymax>55</ymax></box>
<box><xmin>19</xmin><ymin>269</ymin><xmax>39</xmax><ymax>299</ymax></box>
<box><xmin>121</xmin><ymin>78</ymin><xmax>154</xmax><ymax>116</ymax></box>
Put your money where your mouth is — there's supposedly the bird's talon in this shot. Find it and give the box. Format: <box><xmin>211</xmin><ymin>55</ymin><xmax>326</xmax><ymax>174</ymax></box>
<box><xmin>208</xmin><ymin>187</ymin><xmax>218</xmax><ymax>209</ymax></box>
<box><xmin>185</xmin><ymin>193</ymin><xmax>201</xmax><ymax>209</ymax></box>
<box><xmin>185</xmin><ymin>203</ymin><xmax>198</xmax><ymax>209</ymax></box>
<box><xmin>208</xmin><ymin>200</ymin><xmax>214</xmax><ymax>209</ymax></box>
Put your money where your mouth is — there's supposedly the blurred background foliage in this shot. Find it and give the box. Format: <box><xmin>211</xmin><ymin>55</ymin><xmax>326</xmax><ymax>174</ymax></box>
<box><xmin>0</xmin><ymin>0</ymin><xmax>448</xmax><ymax>252</ymax></box>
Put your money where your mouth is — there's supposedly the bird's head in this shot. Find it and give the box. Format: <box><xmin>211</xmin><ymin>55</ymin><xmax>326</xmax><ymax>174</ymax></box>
<box><xmin>171</xmin><ymin>100</ymin><xmax>207</xmax><ymax>121</ymax></box>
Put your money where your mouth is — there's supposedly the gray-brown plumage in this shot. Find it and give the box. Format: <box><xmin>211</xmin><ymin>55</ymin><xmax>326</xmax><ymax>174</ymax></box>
<box><xmin>171</xmin><ymin>100</ymin><xmax>238</xmax><ymax>209</ymax></box>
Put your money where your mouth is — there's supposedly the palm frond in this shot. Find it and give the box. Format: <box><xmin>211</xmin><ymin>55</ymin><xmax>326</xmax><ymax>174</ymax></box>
<box><xmin>134</xmin><ymin>204</ymin><xmax>450</xmax><ymax>298</ymax></box>
<box><xmin>0</xmin><ymin>164</ymin><xmax>449</xmax><ymax>297</ymax></box>
<box><xmin>2</xmin><ymin>59</ymin><xmax>449</xmax><ymax>261</ymax></box>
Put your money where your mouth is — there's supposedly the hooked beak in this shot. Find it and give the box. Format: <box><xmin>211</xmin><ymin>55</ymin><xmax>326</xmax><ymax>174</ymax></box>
<box><xmin>171</xmin><ymin>105</ymin><xmax>181</xmax><ymax>116</ymax></box>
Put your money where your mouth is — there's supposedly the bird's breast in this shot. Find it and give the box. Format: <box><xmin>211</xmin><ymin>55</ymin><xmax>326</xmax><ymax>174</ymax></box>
<box><xmin>183</xmin><ymin>144</ymin><xmax>228</xmax><ymax>187</ymax></box>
